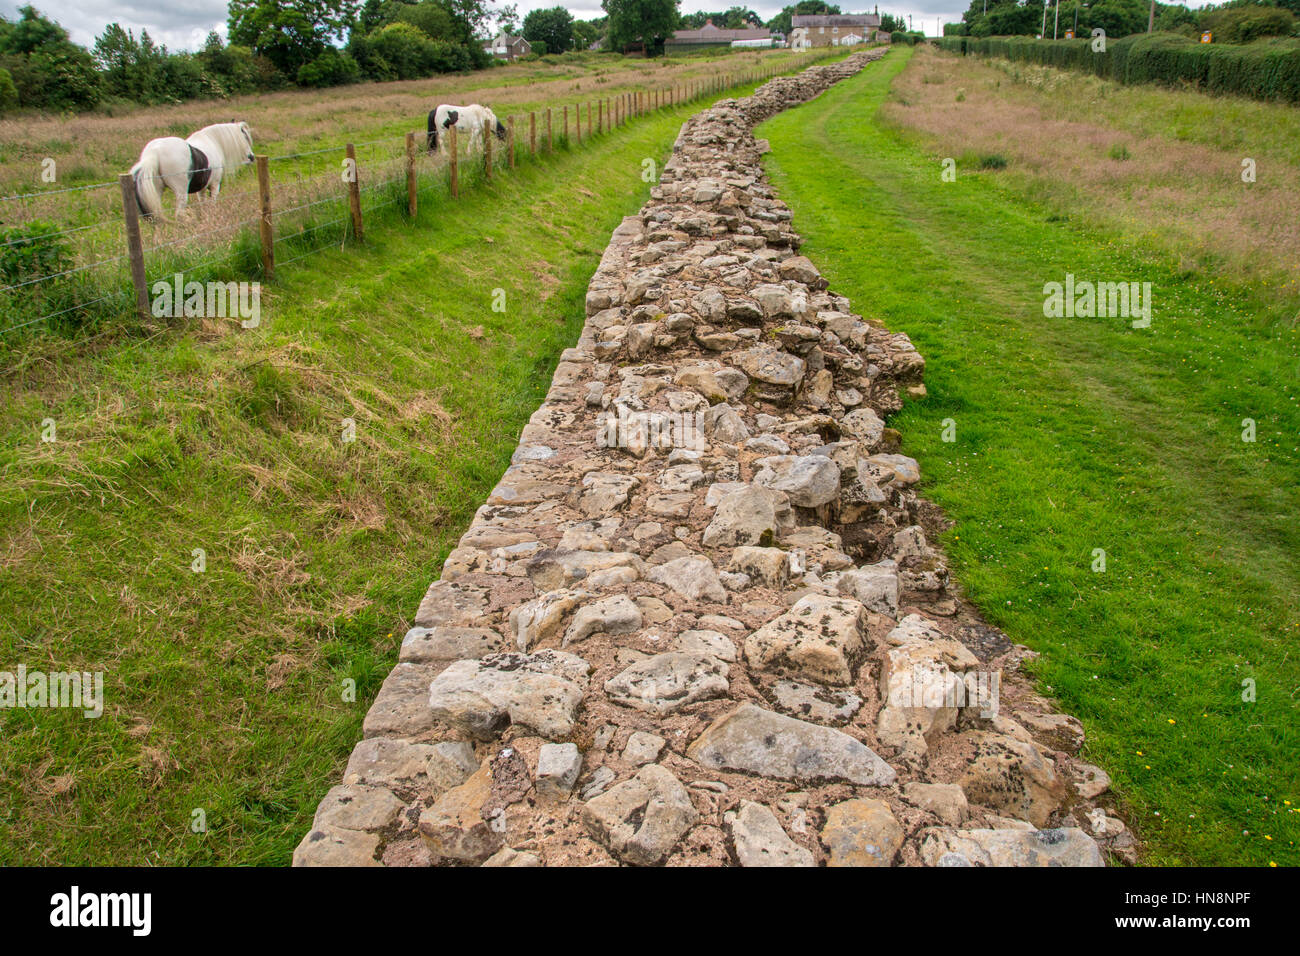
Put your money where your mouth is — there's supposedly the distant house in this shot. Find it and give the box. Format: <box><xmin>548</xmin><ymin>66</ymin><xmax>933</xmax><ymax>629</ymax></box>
<box><xmin>665</xmin><ymin>19</ymin><xmax>772</xmax><ymax>53</ymax></box>
<box><xmin>789</xmin><ymin>14</ymin><xmax>882</xmax><ymax>50</ymax></box>
<box><xmin>484</xmin><ymin>32</ymin><xmax>532</xmax><ymax>60</ymax></box>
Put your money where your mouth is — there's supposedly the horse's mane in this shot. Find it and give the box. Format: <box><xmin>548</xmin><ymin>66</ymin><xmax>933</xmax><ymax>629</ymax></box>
<box><xmin>189</xmin><ymin>123</ymin><xmax>251</xmax><ymax>168</ymax></box>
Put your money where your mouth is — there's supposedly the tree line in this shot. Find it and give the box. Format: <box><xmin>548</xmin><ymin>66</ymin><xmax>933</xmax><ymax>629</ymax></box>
<box><xmin>944</xmin><ymin>0</ymin><xmax>1299</xmax><ymax>42</ymax></box>
<box><xmin>0</xmin><ymin>1</ymin><xmax>910</xmax><ymax>115</ymax></box>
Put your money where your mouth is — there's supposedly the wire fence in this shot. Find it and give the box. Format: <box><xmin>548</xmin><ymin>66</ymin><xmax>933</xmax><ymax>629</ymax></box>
<box><xmin>0</xmin><ymin>52</ymin><xmax>837</xmax><ymax>339</ymax></box>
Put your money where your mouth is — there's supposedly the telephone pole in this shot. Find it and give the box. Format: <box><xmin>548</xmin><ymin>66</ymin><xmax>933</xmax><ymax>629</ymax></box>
<box><xmin>1053</xmin><ymin>0</ymin><xmax>1061</xmax><ymax>39</ymax></box>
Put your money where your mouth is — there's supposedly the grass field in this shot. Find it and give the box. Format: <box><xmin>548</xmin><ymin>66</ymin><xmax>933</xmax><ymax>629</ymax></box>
<box><xmin>759</xmin><ymin>46</ymin><xmax>1299</xmax><ymax>866</ymax></box>
<box><xmin>0</xmin><ymin>47</ymin><xmax>838</xmax><ymax>340</ymax></box>
<box><xmin>0</xmin><ymin>77</ymin><xmax>774</xmax><ymax>864</ymax></box>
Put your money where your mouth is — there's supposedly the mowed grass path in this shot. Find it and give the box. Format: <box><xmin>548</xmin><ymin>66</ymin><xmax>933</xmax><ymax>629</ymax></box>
<box><xmin>760</xmin><ymin>48</ymin><xmax>1299</xmax><ymax>866</ymax></box>
<box><xmin>0</xmin><ymin>96</ymin><xmax>726</xmax><ymax>864</ymax></box>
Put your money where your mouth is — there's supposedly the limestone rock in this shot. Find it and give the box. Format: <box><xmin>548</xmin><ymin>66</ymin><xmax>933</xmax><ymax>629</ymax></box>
<box><xmin>647</xmin><ymin>555</ymin><xmax>728</xmax><ymax>603</ymax></box>
<box><xmin>766</xmin><ymin>678</ymin><xmax>861</xmax><ymax>726</ymax></box>
<box><xmin>902</xmin><ymin>782</ymin><xmax>969</xmax><ymax>827</ymax></box>
<box><xmin>565</xmin><ymin>594</ymin><xmax>642</xmax><ymax>646</ymax></box>
<box><xmin>536</xmin><ymin>742</ymin><xmax>583</xmax><ymax>800</ymax></box>
<box><xmin>482</xmin><ymin>847</ymin><xmax>543</xmax><ymax>867</ymax></box>
<box><xmin>959</xmin><ymin>732</ymin><xmax>1067</xmax><ymax>828</ymax></box>
<box><xmin>418</xmin><ymin>761</ymin><xmax>502</xmax><ymax>863</ymax></box>
<box><xmin>671</xmin><ymin>628</ymin><xmax>738</xmax><ymax>662</ymax></box>
<box><xmin>835</xmin><ymin>561</ymin><xmax>899</xmax><ymax>617</ymax></box>
<box><xmin>400</xmin><ymin>625</ymin><xmax>505</xmax><ymax>663</ymax></box>
<box><xmin>582</xmin><ymin>764</ymin><xmax>699</xmax><ymax>865</ymax></box>
<box><xmin>313</xmin><ymin>783</ymin><xmax>406</xmax><ymax>833</ymax></box>
<box><xmin>427</xmin><ymin>650</ymin><xmax>589</xmax><ymax>741</ymax></box>
<box><xmin>687</xmin><ymin>704</ymin><xmax>896</xmax><ymax>787</ymax></box>
<box><xmin>292</xmin><ymin>826</ymin><xmax>381</xmax><ymax>867</ymax></box>
<box><xmin>726</xmin><ymin>800</ymin><xmax>814</xmax><ymax>867</ymax></box>
<box><xmin>702</xmin><ymin>484</ymin><xmax>791</xmax><ymax>548</ymax></box>
<box><xmin>604</xmin><ymin>652</ymin><xmax>730</xmax><ymax>715</ymax></box>
<box><xmin>821</xmin><ymin>798</ymin><xmax>903</xmax><ymax>867</ymax></box>
<box><xmin>744</xmin><ymin>594</ymin><xmax>869</xmax><ymax>686</ymax></box>
<box><xmin>343</xmin><ymin>738</ymin><xmax>478</xmax><ymax>797</ymax></box>
<box><xmin>510</xmin><ymin>589</ymin><xmax>583</xmax><ymax>651</ymax></box>
<box><xmin>734</xmin><ymin>347</ymin><xmax>806</xmax><ymax>387</ymax></box>
<box><xmin>919</xmin><ymin>827</ymin><xmax>1104</xmax><ymax>867</ymax></box>
<box><xmin>752</xmin><ymin>454</ymin><xmax>840</xmax><ymax>508</ymax></box>
<box><xmin>729</xmin><ymin>546</ymin><xmax>789</xmax><ymax>588</ymax></box>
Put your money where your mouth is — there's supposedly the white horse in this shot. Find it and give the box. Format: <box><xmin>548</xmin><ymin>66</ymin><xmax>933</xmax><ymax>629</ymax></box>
<box><xmin>427</xmin><ymin>104</ymin><xmax>506</xmax><ymax>156</ymax></box>
<box><xmin>130</xmin><ymin>122</ymin><xmax>255</xmax><ymax>220</ymax></box>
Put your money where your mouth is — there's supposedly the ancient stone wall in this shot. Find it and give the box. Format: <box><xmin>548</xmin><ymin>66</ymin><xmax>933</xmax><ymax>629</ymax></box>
<box><xmin>293</xmin><ymin>48</ymin><xmax>1134</xmax><ymax>868</ymax></box>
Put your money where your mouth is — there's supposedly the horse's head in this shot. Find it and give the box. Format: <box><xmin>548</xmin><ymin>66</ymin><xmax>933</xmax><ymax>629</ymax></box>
<box><xmin>235</xmin><ymin>121</ymin><xmax>254</xmax><ymax>164</ymax></box>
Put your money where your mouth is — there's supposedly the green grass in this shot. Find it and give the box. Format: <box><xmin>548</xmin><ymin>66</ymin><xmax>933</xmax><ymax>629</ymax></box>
<box><xmin>760</xmin><ymin>46</ymin><xmax>1300</xmax><ymax>866</ymax></box>
<box><xmin>0</xmin><ymin>90</ymin><xmax>746</xmax><ymax>865</ymax></box>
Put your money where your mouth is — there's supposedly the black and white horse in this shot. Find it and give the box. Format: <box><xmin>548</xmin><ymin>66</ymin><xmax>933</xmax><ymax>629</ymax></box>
<box><xmin>427</xmin><ymin>104</ymin><xmax>506</xmax><ymax>155</ymax></box>
<box><xmin>130</xmin><ymin>122</ymin><xmax>255</xmax><ymax>220</ymax></box>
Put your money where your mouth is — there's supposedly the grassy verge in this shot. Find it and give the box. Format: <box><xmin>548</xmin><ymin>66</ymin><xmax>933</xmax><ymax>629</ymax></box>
<box><xmin>0</xmin><ymin>91</ymin><xmax>731</xmax><ymax>865</ymax></box>
<box><xmin>760</xmin><ymin>46</ymin><xmax>1299</xmax><ymax>866</ymax></box>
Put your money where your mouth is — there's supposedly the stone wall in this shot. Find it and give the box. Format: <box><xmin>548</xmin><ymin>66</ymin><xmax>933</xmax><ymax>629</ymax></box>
<box><xmin>293</xmin><ymin>48</ymin><xmax>1135</xmax><ymax>868</ymax></box>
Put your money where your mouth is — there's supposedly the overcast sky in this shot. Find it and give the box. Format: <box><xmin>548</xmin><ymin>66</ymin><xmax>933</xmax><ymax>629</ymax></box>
<box><xmin>0</xmin><ymin>1</ymin><xmax>979</xmax><ymax>51</ymax></box>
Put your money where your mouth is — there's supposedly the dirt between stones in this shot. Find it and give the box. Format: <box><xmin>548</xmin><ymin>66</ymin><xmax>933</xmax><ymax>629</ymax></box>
<box><xmin>293</xmin><ymin>48</ymin><xmax>1136</xmax><ymax>869</ymax></box>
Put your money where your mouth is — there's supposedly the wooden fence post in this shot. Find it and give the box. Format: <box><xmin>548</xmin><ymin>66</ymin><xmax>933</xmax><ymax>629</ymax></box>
<box><xmin>404</xmin><ymin>133</ymin><xmax>417</xmax><ymax>219</ymax></box>
<box><xmin>117</xmin><ymin>173</ymin><xmax>150</xmax><ymax>321</ymax></box>
<box><xmin>597</xmin><ymin>99</ymin><xmax>603</xmax><ymax>134</ymax></box>
<box><xmin>563</xmin><ymin>105</ymin><xmax>568</xmax><ymax>146</ymax></box>
<box><xmin>508</xmin><ymin>116</ymin><xmax>516</xmax><ymax>168</ymax></box>
<box><xmin>345</xmin><ymin>143</ymin><xmax>363</xmax><ymax>240</ymax></box>
<box><xmin>448</xmin><ymin>126</ymin><xmax>458</xmax><ymax>199</ymax></box>
<box><xmin>484</xmin><ymin>122</ymin><xmax>492</xmax><ymax>181</ymax></box>
<box><xmin>256</xmin><ymin>155</ymin><xmax>274</xmax><ymax>278</ymax></box>
<box><xmin>587</xmin><ymin>101</ymin><xmax>592</xmax><ymax>138</ymax></box>
<box><xmin>530</xmin><ymin>111</ymin><xmax>536</xmax><ymax>156</ymax></box>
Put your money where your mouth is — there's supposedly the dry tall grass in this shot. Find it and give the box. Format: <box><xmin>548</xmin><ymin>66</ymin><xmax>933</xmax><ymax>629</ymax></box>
<box><xmin>885</xmin><ymin>47</ymin><xmax>1300</xmax><ymax>299</ymax></box>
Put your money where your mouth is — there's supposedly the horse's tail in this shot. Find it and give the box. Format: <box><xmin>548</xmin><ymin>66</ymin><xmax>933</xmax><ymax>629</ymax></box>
<box><xmin>130</xmin><ymin>156</ymin><xmax>162</xmax><ymax>221</ymax></box>
<box><xmin>427</xmin><ymin>109</ymin><xmax>438</xmax><ymax>153</ymax></box>
<box><xmin>495</xmin><ymin>118</ymin><xmax>507</xmax><ymax>141</ymax></box>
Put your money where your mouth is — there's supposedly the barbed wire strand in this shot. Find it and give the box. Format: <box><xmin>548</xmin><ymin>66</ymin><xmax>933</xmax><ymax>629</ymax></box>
<box><xmin>0</xmin><ymin>217</ymin><xmax>123</xmax><ymax>249</ymax></box>
<box><xmin>144</xmin><ymin>215</ymin><xmax>261</xmax><ymax>254</ymax></box>
<box><xmin>0</xmin><ymin>253</ymin><xmax>131</xmax><ymax>295</ymax></box>
<box><xmin>0</xmin><ymin>179</ymin><xmax>118</xmax><ymax>203</ymax></box>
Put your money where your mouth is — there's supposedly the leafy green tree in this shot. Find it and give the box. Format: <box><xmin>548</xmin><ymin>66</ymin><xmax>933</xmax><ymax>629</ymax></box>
<box><xmin>523</xmin><ymin>6</ymin><xmax>574</xmax><ymax>53</ymax></box>
<box><xmin>680</xmin><ymin>8</ymin><xmax>764</xmax><ymax>29</ymax></box>
<box><xmin>297</xmin><ymin>46</ymin><xmax>361</xmax><ymax>85</ymax></box>
<box><xmin>197</xmin><ymin>32</ymin><xmax>262</xmax><ymax>96</ymax></box>
<box><xmin>603</xmin><ymin>0</ymin><xmax>680</xmax><ymax>52</ymax></box>
<box><xmin>228</xmin><ymin>0</ymin><xmax>360</xmax><ymax>77</ymax></box>
<box><xmin>572</xmin><ymin>19</ymin><xmax>603</xmax><ymax>48</ymax></box>
<box><xmin>0</xmin><ymin>67</ymin><xmax>18</xmax><ymax>113</ymax></box>
<box><xmin>0</xmin><ymin>6</ymin><xmax>100</xmax><ymax>110</ymax></box>
<box><xmin>495</xmin><ymin>3</ymin><xmax>520</xmax><ymax>34</ymax></box>
<box><xmin>390</xmin><ymin>1</ymin><xmax>459</xmax><ymax>40</ymax></box>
